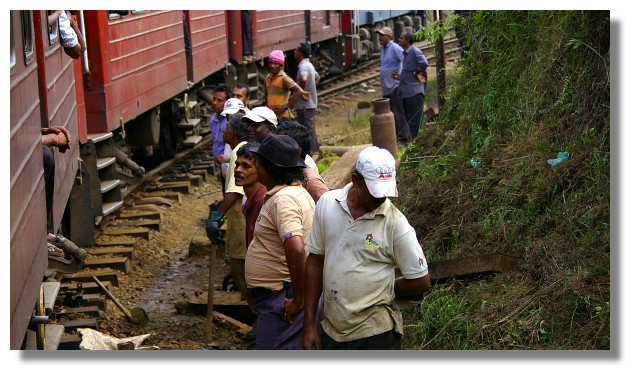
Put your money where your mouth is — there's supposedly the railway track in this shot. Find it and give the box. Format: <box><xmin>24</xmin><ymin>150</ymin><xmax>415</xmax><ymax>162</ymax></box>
<box><xmin>30</xmin><ymin>34</ymin><xmax>463</xmax><ymax>350</ymax></box>
<box><xmin>316</xmin><ymin>36</ymin><xmax>461</xmax><ymax>112</ymax></box>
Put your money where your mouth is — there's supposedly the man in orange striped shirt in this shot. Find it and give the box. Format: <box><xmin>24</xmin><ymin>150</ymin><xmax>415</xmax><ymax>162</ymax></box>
<box><xmin>265</xmin><ymin>50</ymin><xmax>307</xmax><ymax>117</ymax></box>
<box><xmin>245</xmin><ymin>134</ymin><xmax>315</xmax><ymax>350</ymax></box>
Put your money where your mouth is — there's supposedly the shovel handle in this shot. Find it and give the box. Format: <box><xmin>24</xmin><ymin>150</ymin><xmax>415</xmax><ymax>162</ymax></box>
<box><xmin>92</xmin><ymin>276</ymin><xmax>134</xmax><ymax>321</ymax></box>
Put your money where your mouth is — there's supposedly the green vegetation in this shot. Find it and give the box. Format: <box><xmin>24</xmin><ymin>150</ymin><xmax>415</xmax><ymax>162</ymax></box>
<box><xmin>397</xmin><ymin>11</ymin><xmax>610</xmax><ymax>350</ymax></box>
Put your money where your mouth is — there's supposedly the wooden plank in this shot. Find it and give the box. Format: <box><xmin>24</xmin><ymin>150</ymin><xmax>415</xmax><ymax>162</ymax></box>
<box><xmin>119</xmin><ymin>211</ymin><xmax>163</xmax><ymax>220</ymax></box>
<box><xmin>428</xmin><ymin>253</ymin><xmax>519</xmax><ymax>282</ymax></box>
<box><xmin>58</xmin><ymin>333</ymin><xmax>82</xmax><ymax>350</ymax></box>
<box><xmin>111</xmin><ymin>219</ymin><xmax>161</xmax><ymax>231</ymax></box>
<box><xmin>95</xmin><ymin>237</ymin><xmax>138</xmax><ymax>247</ymax></box>
<box><xmin>185</xmin><ymin>291</ymin><xmax>254</xmax><ymax>325</ymax></box>
<box><xmin>141</xmin><ymin>191</ymin><xmax>182</xmax><ymax>202</ymax></box>
<box><xmin>101</xmin><ymin>227</ymin><xmax>151</xmax><ymax>241</ymax></box>
<box><xmin>213</xmin><ymin>311</ymin><xmax>252</xmax><ymax>335</ymax></box>
<box><xmin>85</xmin><ymin>257</ymin><xmax>130</xmax><ymax>274</ymax></box>
<box><xmin>160</xmin><ymin>174</ymin><xmax>203</xmax><ymax>187</ymax></box>
<box><xmin>155</xmin><ymin>181</ymin><xmax>191</xmax><ymax>194</ymax></box>
<box><xmin>60</xmin><ymin>280</ymin><xmax>113</xmax><ymax>294</ymax></box>
<box><xmin>61</xmin><ymin>318</ymin><xmax>98</xmax><ymax>333</ymax></box>
<box><xmin>190</xmin><ymin>169</ymin><xmax>208</xmax><ymax>181</ymax></box>
<box><xmin>80</xmin><ymin>294</ymin><xmax>108</xmax><ymax>310</ymax></box>
<box><xmin>86</xmin><ymin>246</ymin><xmax>134</xmax><ymax>259</ymax></box>
<box><xmin>133</xmin><ymin>196</ymin><xmax>174</xmax><ymax>206</ymax></box>
<box><xmin>55</xmin><ymin>306</ymin><xmax>102</xmax><ymax>319</ymax></box>
<box><xmin>61</xmin><ymin>270</ymin><xmax>120</xmax><ymax>287</ymax></box>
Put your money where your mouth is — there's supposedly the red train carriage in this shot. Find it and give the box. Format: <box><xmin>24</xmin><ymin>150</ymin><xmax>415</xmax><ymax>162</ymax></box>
<box><xmin>9</xmin><ymin>10</ymin><xmax>82</xmax><ymax>349</ymax></box>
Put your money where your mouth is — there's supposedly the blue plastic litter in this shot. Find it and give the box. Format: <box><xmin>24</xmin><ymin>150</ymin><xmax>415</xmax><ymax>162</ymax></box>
<box><xmin>547</xmin><ymin>151</ymin><xmax>571</xmax><ymax>166</ymax></box>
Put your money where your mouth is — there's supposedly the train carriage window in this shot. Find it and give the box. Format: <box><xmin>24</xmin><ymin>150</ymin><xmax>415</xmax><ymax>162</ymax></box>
<box><xmin>325</xmin><ymin>11</ymin><xmax>330</xmax><ymax>26</ymax></box>
<box><xmin>48</xmin><ymin>10</ymin><xmax>60</xmax><ymax>45</ymax></box>
<box><xmin>10</xmin><ymin>11</ymin><xmax>16</xmax><ymax>74</ymax></box>
<box><xmin>21</xmin><ymin>10</ymin><xmax>35</xmax><ymax>65</ymax></box>
<box><xmin>108</xmin><ymin>10</ymin><xmax>129</xmax><ymax>20</ymax></box>
<box><xmin>130</xmin><ymin>10</ymin><xmax>146</xmax><ymax>15</ymax></box>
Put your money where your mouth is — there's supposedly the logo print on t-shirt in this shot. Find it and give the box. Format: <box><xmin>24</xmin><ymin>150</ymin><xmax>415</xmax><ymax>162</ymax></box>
<box><xmin>418</xmin><ymin>258</ymin><xmax>425</xmax><ymax>267</ymax></box>
<box><xmin>364</xmin><ymin>234</ymin><xmax>379</xmax><ymax>250</ymax></box>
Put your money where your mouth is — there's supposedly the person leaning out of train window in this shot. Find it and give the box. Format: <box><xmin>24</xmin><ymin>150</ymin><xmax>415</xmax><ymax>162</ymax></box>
<box><xmin>41</xmin><ymin>125</ymin><xmax>71</xmax><ymax>152</ymax></box>
<box><xmin>264</xmin><ymin>50</ymin><xmax>307</xmax><ymax>117</ymax></box>
<box><xmin>41</xmin><ymin>125</ymin><xmax>71</xmax><ymax>253</ymax></box>
<box><xmin>49</xmin><ymin>10</ymin><xmax>86</xmax><ymax>59</ymax></box>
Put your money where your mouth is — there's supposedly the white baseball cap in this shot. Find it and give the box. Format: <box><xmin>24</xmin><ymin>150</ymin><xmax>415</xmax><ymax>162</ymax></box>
<box><xmin>356</xmin><ymin>146</ymin><xmax>398</xmax><ymax>198</ymax></box>
<box><xmin>221</xmin><ymin>98</ymin><xmax>246</xmax><ymax>116</ymax></box>
<box><xmin>240</xmin><ymin>106</ymin><xmax>278</xmax><ymax>127</ymax></box>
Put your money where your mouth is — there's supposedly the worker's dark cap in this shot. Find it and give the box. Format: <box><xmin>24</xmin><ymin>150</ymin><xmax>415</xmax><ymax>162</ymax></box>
<box><xmin>250</xmin><ymin>134</ymin><xmax>306</xmax><ymax>168</ymax></box>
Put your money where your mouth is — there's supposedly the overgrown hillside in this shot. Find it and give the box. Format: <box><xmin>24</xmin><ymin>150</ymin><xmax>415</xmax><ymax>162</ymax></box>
<box><xmin>397</xmin><ymin>10</ymin><xmax>610</xmax><ymax>350</ymax></box>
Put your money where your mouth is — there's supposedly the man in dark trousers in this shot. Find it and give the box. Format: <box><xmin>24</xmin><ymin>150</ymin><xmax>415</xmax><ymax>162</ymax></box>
<box><xmin>302</xmin><ymin>146</ymin><xmax>431</xmax><ymax>350</ymax></box>
<box><xmin>245</xmin><ymin>134</ymin><xmax>315</xmax><ymax>350</ymax></box>
<box><xmin>376</xmin><ymin>27</ymin><xmax>409</xmax><ymax>145</ymax></box>
<box><xmin>293</xmin><ymin>42</ymin><xmax>321</xmax><ymax>154</ymax></box>
<box><xmin>396</xmin><ymin>31</ymin><xmax>429</xmax><ymax>141</ymax></box>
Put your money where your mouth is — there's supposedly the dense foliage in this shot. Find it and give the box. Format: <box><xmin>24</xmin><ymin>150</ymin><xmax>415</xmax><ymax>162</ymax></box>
<box><xmin>398</xmin><ymin>10</ymin><xmax>610</xmax><ymax>350</ymax></box>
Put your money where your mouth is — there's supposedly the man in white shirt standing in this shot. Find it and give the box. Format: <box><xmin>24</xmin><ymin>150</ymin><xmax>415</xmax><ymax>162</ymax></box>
<box><xmin>302</xmin><ymin>146</ymin><xmax>431</xmax><ymax>350</ymax></box>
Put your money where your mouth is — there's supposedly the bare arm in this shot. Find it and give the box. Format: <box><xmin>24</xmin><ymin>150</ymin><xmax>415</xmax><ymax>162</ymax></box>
<box><xmin>282</xmin><ymin>235</ymin><xmax>307</xmax><ymax>324</ymax></box>
<box><xmin>63</xmin><ymin>11</ymin><xmax>86</xmax><ymax>59</ymax></box>
<box><xmin>302</xmin><ymin>253</ymin><xmax>324</xmax><ymax>350</ymax></box>
<box><xmin>394</xmin><ymin>274</ymin><xmax>431</xmax><ymax>296</ymax></box>
<box><xmin>48</xmin><ymin>10</ymin><xmax>63</xmax><ymax>26</ymax></box>
<box><xmin>213</xmin><ymin>192</ymin><xmax>241</xmax><ymax>214</ymax></box>
<box><xmin>287</xmin><ymin>85</ymin><xmax>307</xmax><ymax>108</ymax></box>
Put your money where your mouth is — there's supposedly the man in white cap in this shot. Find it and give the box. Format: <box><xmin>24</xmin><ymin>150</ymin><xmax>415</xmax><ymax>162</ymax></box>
<box><xmin>302</xmin><ymin>146</ymin><xmax>431</xmax><ymax>350</ymax></box>
<box><xmin>241</xmin><ymin>106</ymin><xmax>279</xmax><ymax>142</ymax></box>
<box><xmin>215</xmin><ymin>97</ymin><xmax>250</xmax><ymax>181</ymax></box>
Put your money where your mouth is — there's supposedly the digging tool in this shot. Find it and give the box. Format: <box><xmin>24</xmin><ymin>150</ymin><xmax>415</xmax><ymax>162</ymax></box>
<box><xmin>197</xmin><ymin>188</ymin><xmax>223</xmax><ymax>198</ymax></box>
<box><xmin>92</xmin><ymin>276</ymin><xmax>149</xmax><ymax>326</ymax></box>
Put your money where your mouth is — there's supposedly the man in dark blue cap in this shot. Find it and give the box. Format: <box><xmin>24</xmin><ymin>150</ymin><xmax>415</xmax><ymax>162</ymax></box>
<box><xmin>244</xmin><ymin>134</ymin><xmax>315</xmax><ymax>350</ymax></box>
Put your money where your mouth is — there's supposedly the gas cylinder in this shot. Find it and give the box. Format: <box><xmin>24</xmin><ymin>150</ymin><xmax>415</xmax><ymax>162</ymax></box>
<box><xmin>369</xmin><ymin>98</ymin><xmax>398</xmax><ymax>158</ymax></box>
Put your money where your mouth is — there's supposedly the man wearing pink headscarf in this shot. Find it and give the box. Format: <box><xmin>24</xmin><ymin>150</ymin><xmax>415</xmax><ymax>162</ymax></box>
<box><xmin>265</xmin><ymin>50</ymin><xmax>307</xmax><ymax>117</ymax></box>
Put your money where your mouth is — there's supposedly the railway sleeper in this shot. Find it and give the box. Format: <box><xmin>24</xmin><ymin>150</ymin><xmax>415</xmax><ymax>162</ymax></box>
<box><xmin>110</xmin><ymin>220</ymin><xmax>161</xmax><ymax>232</ymax></box>
<box><xmin>62</xmin><ymin>270</ymin><xmax>121</xmax><ymax>287</ymax></box>
<box><xmin>60</xmin><ymin>280</ymin><xmax>114</xmax><ymax>296</ymax></box>
<box><xmin>84</xmin><ymin>257</ymin><xmax>131</xmax><ymax>274</ymax></box>
<box><xmin>140</xmin><ymin>191</ymin><xmax>182</xmax><ymax>202</ymax></box>
<box><xmin>100</xmin><ymin>227</ymin><xmax>152</xmax><ymax>241</ymax></box>
<box><xmin>61</xmin><ymin>318</ymin><xmax>99</xmax><ymax>333</ymax></box>
<box><xmin>54</xmin><ymin>306</ymin><xmax>102</xmax><ymax>320</ymax></box>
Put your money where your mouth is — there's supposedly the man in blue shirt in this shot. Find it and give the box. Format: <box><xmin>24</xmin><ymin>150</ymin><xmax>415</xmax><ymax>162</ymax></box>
<box><xmin>396</xmin><ymin>31</ymin><xmax>429</xmax><ymax>141</ymax></box>
<box><xmin>376</xmin><ymin>27</ymin><xmax>409</xmax><ymax>146</ymax></box>
<box><xmin>209</xmin><ymin>84</ymin><xmax>231</xmax><ymax>180</ymax></box>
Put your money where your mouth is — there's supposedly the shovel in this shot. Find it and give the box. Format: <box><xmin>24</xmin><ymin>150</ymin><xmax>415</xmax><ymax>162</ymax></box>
<box><xmin>93</xmin><ymin>276</ymin><xmax>149</xmax><ymax>326</ymax></box>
